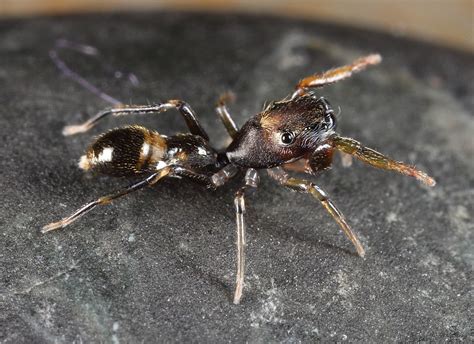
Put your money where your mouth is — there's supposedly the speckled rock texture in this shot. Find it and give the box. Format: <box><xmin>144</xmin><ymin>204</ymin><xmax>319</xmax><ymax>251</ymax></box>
<box><xmin>1</xmin><ymin>12</ymin><xmax>472</xmax><ymax>343</ymax></box>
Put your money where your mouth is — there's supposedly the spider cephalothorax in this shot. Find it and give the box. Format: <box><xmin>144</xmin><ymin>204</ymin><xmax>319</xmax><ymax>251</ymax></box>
<box><xmin>44</xmin><ymin>52</ymin><xmax>435</xmax><ymax>305</ymax></box>
<box><xmin>226</xmin><ymin>95</ymin><xmax>337</xmax><ymax>168</ymax></box>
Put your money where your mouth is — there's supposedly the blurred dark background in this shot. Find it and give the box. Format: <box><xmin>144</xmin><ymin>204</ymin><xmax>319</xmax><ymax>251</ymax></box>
<box><xmin>1</xmin><ymin>0</ymin><xmax>472</xmax><ymax>52</ymax></box>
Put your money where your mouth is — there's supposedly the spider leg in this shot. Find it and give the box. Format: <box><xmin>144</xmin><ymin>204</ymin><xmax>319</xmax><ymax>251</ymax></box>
<box><xmin>63</xmin><ymin>100</ymin><xmax>209</xmax><ymax>141</ymax></box>
<box><xmin>157</xmin><ymin>163</ymin><xmax>251</xmax><ymax>304</ymax></box>
<box><xmin>215</xmin><ymin>91</ymin><xmax>239</xmax><ymax>138</ymax></box>
<box><xmin>171</xmin><ymin>165</ymin><xmax>239</xmax><ymax>189</ymax></box>
<box><xmin>42</xmin><ymin>167</ymin><xmax>171</xmax><ymax>233</ymax></box>
<box><xmin>331</xmin><ymin>135</ymin><xmax>436</xmax><ymax>186</ymax></box>
<box><xmin>211</xmin><ymin>164</ymin><xmax>240</xmax><ymax>187</ymax></box>
<box><xmin>233</xmin><ymin>168</ymin><xmax>259</xmax><ymax>304</ymax></box>
<box><xmin>267</xmin><ymin>167</ymin><xmax>365</xmax><ymax>257</ymax></box>
<box><xmin>50</xmin><ymin>39</ymin><xmax>133</xmax><ymax>106</ymax></box>
<box><xmin>292</xmin><ymin>54</ymin><xmax>381</xmax><ymax>98</ymax></box>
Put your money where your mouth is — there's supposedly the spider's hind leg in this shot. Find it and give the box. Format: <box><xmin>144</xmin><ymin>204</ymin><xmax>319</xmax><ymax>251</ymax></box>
<box><xmin>42</xmin><ymin>167</ymin><xmax>171</xmax><ymax>233</ymax></box>
<box><xmin>63</xmin><ymin>100</ymin><xmax>209</xmax><ymax>141</ymax></box>
<box><xmin>267</xmin><ymin>167</ymin><xmax>365</xmax><ymax>257</ymax></box>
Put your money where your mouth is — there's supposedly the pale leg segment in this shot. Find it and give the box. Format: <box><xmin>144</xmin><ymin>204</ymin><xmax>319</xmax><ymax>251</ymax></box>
<box><xmin>267</xmin><ymin>167</ymin><xmax>365</xmax><ymax>257</ymax></box>
<box><xmin>233</xmin><ymin>168</ymin><xmax>259</xmax><ymax>304</ymax></box>
<box><xmin>42</xmin><ymin>167</ymin><xmax>171</xmax><ymax>233</ymax></box>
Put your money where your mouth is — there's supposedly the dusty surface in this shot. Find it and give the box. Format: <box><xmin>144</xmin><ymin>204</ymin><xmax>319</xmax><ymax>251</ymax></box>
<box><xmin>0</xmin><ymin>12</ymin><xmax>472</xmax><ymax>343</ymax></box>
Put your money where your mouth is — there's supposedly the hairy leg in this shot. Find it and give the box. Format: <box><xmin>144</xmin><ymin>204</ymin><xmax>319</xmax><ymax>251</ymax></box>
<box><xmin>292</xmin><ymin>54</ymin><xmax>381</xmax><ymax>98</ymax></box>
<box><xmin>331</xmin><ymin>135</ymin><xmax>436</xmax><ymax>186</ymax></box>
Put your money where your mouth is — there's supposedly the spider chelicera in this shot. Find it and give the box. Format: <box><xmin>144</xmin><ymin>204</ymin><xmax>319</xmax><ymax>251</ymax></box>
<box><xmin>43</xmin><ymin>53</ymin><xmax>435</xmax><ymax>304</ymax></box>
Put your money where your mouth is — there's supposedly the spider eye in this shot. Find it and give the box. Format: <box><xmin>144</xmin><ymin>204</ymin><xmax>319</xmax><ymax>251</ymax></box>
<box><xmin>280</xmin><ymin>131</ymin><xmax>295</xmax><ymax>145</ymax></box>
<box><xmin>324</xmin><ymin>113</ymin><xmax>335</xmax><ymax>130</ymax></box>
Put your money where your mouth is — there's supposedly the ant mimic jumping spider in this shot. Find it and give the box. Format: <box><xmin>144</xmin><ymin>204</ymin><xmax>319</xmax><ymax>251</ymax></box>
<box><xmin>43</xmin><ymin>52</ymin><xmax>435</xmax><ymax>304</ymax></box>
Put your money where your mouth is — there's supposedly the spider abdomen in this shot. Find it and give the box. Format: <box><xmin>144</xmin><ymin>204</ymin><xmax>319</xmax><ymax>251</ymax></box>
<box><xmin>78</xmin><ymin>125</ymin><xmax>167</xmax><ymax>176</ymax></box>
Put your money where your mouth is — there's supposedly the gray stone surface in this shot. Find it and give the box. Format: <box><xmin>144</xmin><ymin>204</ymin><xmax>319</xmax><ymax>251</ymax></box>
<box><xmin>1</xmin><ymin>12</ymin><xmax>472</xmax><ymax>343</ymax></box>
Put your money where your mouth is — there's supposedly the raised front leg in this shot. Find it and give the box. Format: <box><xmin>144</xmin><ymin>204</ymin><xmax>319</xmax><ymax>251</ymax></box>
<box><xmin>292</xmin><ymin>54</ymin><xmax>381</xmax><ymax>98</ymax></box>
<box><xmin>268</xmin><ymin>167</ymin><xmax>365</xmax><ymax>257</ymax></box>
<box><xmin>63</xmin><ymin>100</ymin><xmax>209</xmax><ymax>141</ymax></box>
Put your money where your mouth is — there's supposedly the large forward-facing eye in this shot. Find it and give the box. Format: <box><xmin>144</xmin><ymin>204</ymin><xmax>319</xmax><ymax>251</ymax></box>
<box><xmin>280</xmin><ymin>131</ymin><xmax>295</xmax><ymax>145</ymax></box>
<box><xmin>322</xmin><ymin>113</ymin><xmax>336</xmax><ymax>131</ymax></box>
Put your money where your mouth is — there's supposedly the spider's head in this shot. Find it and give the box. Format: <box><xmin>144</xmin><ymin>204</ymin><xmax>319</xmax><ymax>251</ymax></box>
<box><xmin>226</xmin><ymin>95</ymin><xmax>336</xmax><ymax>168</ymax></box>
